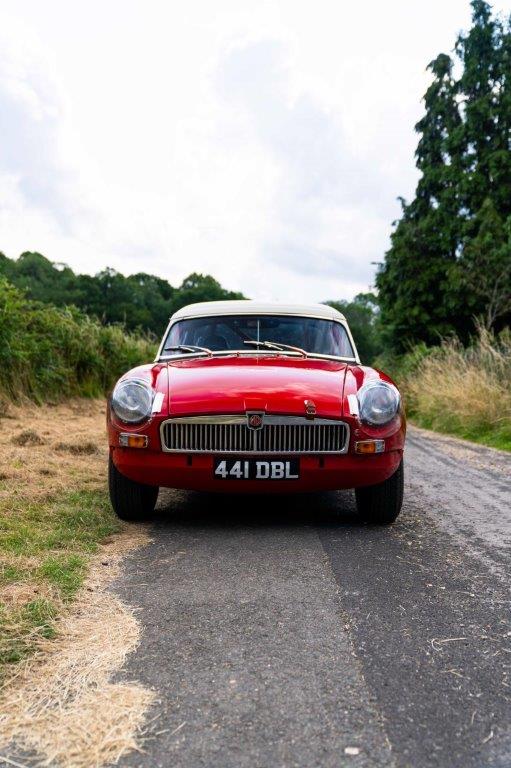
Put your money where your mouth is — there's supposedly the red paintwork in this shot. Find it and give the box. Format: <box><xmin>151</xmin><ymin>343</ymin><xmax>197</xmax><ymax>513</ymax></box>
<box><xmin>107</xmin><ymin>355</ymin><xmax>406</xmax><ymax>493</ymax></box>
<box><xmin>164</xmin><ymin>357</ymin><xmax>347</xmax><ymax>417</ymax></box>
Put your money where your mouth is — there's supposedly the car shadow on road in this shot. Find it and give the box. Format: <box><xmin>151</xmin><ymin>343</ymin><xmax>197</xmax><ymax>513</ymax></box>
<box><xmin>150</xmin><ymin>487</ymin><xmax>362</xmax><ymax>530</ymax></box>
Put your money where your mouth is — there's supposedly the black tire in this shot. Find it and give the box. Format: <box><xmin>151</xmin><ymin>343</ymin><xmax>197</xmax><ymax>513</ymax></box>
<box><xmin>355</xmin><ymin>459</ymin><xmax>404</xmax><ymax>525</ymax></box>
<box><xmin>108</xmin><ymin>455</ymin><xmax>159</xmax><ymax>521</ymax></box>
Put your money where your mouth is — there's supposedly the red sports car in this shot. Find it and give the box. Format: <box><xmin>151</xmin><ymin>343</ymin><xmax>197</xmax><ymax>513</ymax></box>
<box><xmin>107</xmin><ymin>301</ymin><xmax>405</xmax><ymax>524</ymax></box>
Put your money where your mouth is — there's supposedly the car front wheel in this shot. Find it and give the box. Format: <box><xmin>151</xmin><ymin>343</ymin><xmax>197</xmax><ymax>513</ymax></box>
<box><xmin>108</xmin><ymin>455</ymin><xmax>159</xmax><ymax>521</ymax></box>
<box><xmin>355</xmin><ymin>459</ymin><xmax>404</xmax><ymax>525</ymax></box>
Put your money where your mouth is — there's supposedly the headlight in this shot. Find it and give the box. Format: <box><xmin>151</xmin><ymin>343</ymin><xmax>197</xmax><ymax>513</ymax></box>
<box><xmin>111</xmin><ymin>378</ymin><xmax>154</xmax><ymax>424</ymax></box>
<box><xmin>357</xmin><ymin>381</ymin><xmax>400</xmax><ymax>426</ymax></box>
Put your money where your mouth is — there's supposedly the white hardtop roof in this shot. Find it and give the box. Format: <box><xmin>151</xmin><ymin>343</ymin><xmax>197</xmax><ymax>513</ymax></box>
<box><xmin>171</xmin><ymin>300</ymin><xmax>346</xmax><ymax>322</ymax></box>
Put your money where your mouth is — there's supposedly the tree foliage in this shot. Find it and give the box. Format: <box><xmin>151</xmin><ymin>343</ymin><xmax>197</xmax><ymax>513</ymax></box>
<box><xmin>457</xmin><ymin>198</ymin><xmax>511</xmax><ymax>328</ymax></box>
<box><xmin>325</xmin><ymin>293</ymin><xmax>381</xmax><ymax>363</ymax></box>
<box><xmin>377</xmin><ymin>1</ymin><xmax>511</xmax><ymax>350</ymax></box>
<box><xmin>0</xmin><ymin>252</ymin><xmax>245</xmax><ymax>337</ymax></box>
<box><xmin>0</xmin><ymin>278</ymin><xmax>155</xmax><ymax>402</ymax></box>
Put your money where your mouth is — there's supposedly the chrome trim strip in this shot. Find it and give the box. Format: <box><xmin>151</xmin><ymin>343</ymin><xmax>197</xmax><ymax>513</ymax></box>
<box><xmin>157</xmin><ymin>350</ymin><xmax>358</xmax><ymax>363</ymax></box>
<box><xmin>164</xmin><ymin>415</ymin><xmax>346</xmax><ymax>426</ymax></box>
<box><xmin>151</xmin><ymin>392</ymin><xmax>165</xmax><ymax>413</ymax></box>
<box><xmin>347</xmin><ymin>394</ymin><xmax>359</xmax><ymax>417</ymax></box>
<box><xmin>160</xmin><ymin>415</ymin><xmax>350</xmax><ymax>454</ymax></box>
<box><xmin>167</xmin><ymin>415</ymin><xmax>246</xmax><ymax>425</ymax></box>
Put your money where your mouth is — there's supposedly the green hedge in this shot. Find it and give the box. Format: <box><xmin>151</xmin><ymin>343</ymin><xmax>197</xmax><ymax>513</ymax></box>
<box><xmin>0</xmin><ymin>278</ymin><xmax>156</xmax><ymax>402</ymax></box>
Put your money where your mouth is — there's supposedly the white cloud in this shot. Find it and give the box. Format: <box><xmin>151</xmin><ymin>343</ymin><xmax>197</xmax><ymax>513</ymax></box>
<box><xmin>0</xmin><ymin>0</ymin><xmax>510</xmax><ymax>303</ymax></box>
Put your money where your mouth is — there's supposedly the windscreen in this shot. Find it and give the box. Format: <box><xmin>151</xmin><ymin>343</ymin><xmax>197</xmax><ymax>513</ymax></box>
<box><xmin>163</xmin><ymin>315</ymin><xmax>355</xmax><ymax>358</ymax></box>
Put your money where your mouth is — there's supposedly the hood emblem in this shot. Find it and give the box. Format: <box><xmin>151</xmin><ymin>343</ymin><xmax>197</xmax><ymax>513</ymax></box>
<box><xmin>304</xmin><ymin>400</ymin><xmax>316</xmax><ymax>419</ymax></box>
<box><xmin>247</xmin><ymin>412</ymin><xmax>264</xmax><ymax>430</ymax></box>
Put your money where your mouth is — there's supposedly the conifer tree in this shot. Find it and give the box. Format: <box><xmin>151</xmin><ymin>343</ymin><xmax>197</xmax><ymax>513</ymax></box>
<box><xmin>376</xmin><ymin>54</ymin><xmax>463</xmax><ymax>348</ymax></box>
<box><xmin>458</xmin><ymin>198</ymin><xmax>511</xmax><ymax>329</ymax></box>
<box><xmin>377</xmin><ymin>0</ymin><xmax>511</xmax><ymax>349</ymax></box>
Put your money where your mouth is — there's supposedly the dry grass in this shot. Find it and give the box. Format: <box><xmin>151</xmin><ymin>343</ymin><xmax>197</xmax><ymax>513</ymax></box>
<box><xmin>404</xmin><ymin>328</ymin><xmax>511</xmax><ymax>451</ymax></box>
<box><xmin>0</xmin><ymin>400</ymin><xmax>114</xmax><ymax>668</ymax></box>
<box><xmin>0</xmin><ymin>528</ymin><xmax>154</xmax><ymax>768</ymax></box>
<box><xmin>0</xmin><ymin>399</ymin><xmax>154</xmax><ymax>766</ymax></box>
<box><xmin>0</xmin><ymin>399</ymin><xmax>108</xmax><ymax>504</ymax></box>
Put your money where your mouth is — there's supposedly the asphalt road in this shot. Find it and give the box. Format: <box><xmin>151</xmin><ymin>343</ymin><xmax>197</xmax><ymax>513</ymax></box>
<box><xmin>116</xmin><ymin>427</ymin><xmax>511</xmax><ymax>768</ymax></box>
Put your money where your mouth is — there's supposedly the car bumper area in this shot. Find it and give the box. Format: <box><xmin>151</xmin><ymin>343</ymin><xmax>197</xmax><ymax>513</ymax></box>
<box><xmin>111</xmin><ymin>447</ymin><xmax>403</xmax><ymax>493</ymax></box>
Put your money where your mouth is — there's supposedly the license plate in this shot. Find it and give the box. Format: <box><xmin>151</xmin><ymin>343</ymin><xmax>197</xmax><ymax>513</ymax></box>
<box><xmin>213</xmin><ymin>457</ymin><xmax>300</xmax><ymax>480</ymax></box>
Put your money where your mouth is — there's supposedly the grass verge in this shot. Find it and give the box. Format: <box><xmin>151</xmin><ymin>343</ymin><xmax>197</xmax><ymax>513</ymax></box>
<box><xmin>0</xmin><ymin>399</ymin><xmax>153</xmax><ymax>767</ymax></box>
<box><xmin>0</xmin><ymin>400</ymin><xmax>120</xmax><ymax>681</ymax></box>
<box><xmin>0</xmin><ymin>490</ymin><xmax>119</xmax><ymax>670</ymax></box>
<box><xmin>408</xmin><ymin>414</ymin><xmax>511</xmax><ymax>452</ymax></box>
<box><xmin>376</xmin><ymin>327</ymin><xmax>511</xmax><ymax>453</ymax></box>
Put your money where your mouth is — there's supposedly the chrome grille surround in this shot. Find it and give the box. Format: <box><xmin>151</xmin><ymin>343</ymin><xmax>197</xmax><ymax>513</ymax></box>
<box><xmin>160</xmin><ymin>415</ymin><xmax>350</xmax><ymax>454</ymax></box>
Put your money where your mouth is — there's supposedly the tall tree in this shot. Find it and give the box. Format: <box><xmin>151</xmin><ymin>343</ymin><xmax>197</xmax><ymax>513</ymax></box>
<box><xmin>377</xmin><ymin>53</ymin><xmax>463</xmax><ymax>349</ymax></box>
<box><xmin>458</xmin><ymin>198</ymin><xmax>511</xmax><ymax>329</ymax></box>
<box><xmin>377</xmin><ymin>1</ymin><xmax>511</xmax><ymax>350</ymax></box>
<box><xmin>455</xmin><ymin>0</ymin><xmax>505</xmax><ymax>218</ymax></box>
<box><xmin>454</xmin><ymin>1</ymin><xmax>511</xmax><ymax>326</ymax></box>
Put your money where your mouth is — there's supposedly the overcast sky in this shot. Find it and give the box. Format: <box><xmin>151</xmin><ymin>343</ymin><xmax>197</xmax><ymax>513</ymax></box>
<box><xmin>1</xmin><ymin>1</ymin><xmax>510</xmax><ymax>303</ymax></box>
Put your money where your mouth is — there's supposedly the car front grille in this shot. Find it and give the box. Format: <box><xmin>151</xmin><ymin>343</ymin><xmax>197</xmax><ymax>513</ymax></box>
<box><xmin>160</xmin><ymin>415</ymin><xmax>349</xmax><ymax>454</ymax></box>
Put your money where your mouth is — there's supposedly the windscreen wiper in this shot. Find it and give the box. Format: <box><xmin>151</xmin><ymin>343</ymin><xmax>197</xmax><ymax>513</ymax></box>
<box><xmin>243</xmin><ymin>340</ymin><xmax>308</xmax><ymax>357</ymax></box>
<box><xmin>164</xmin><ymin>345</ymin><xmax>212</xmax><ymax>356</ymax></box>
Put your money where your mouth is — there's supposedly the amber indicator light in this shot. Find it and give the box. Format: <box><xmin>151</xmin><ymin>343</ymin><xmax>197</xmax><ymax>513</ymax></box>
<box><xmin>355</xmin><ymin>440</ymin><xmax>385</xmax><ymax>455</ymax></box>
<box><xmin>119</xmin><ymin>433</ymin><xmax>148</xmax><ymax>448</ymax></box>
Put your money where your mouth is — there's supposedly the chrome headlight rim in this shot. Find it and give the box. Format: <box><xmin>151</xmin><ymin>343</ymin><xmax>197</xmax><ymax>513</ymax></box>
<box><xmin>111</xmin><ymin>377</ymin><xmax>154</xmax><ymax>425</ymax></box>
<box><xmin>357</xmin><ymin>380</ymin><xmax>400</xmax><ymax>427</ymax></box>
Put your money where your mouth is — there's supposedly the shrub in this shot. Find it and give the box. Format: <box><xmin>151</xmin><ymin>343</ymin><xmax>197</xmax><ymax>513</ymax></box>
<box><xmin>0</xmin><ymin>278</ymin><xmax>155</xmax><ymax>403</ymax></box>
<box><xmin>385</xmin><ymin>326</ymin><xmax>511</xmax><ymax>450</ymax></box>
